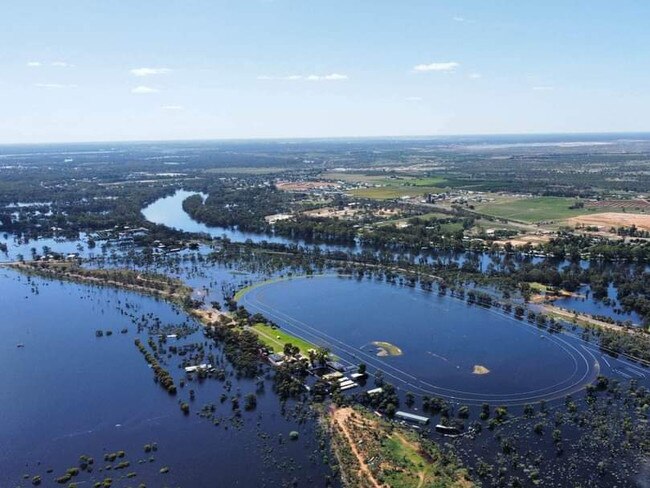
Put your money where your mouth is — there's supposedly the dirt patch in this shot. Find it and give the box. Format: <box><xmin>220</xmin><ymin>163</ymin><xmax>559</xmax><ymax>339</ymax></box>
<box><xmin>276</xmin><ymin>181</ymin><xmax>340</xmax><ymax>192</ymax></box>
<box><xmin>330</xmin><ymin>407</ymin><xmax>384</xmax><ymax>488</ymax></box>
<box><xmin>264</xmin><ymin>213</ymin><xmax>293</xmax><ymax>224</ymax></box>
<box><xmin>567</xmin><ymin>212</ymin><xmax>650</xmax><ymax>231</ymax></box>
<box><xmin>329</xmin><ymin>406</ymin><xmax>474</xmax><ymax>488</ymax></box>
<box><xmin>495</xmin><ymin>233</ymin><xmax>552</xmax><ymax>246</ymax></box>
<box><xmin>303</xmin><ymin>206</ymin><xmax>362</xmax><ymax>219</ymax></box>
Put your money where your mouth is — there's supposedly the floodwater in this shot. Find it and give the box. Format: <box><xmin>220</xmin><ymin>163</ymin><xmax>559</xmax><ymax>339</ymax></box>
<box><xmin>0</xmin><ymin>268</ymin><xmax>335</xmax><ymax>487</ymax></box>
<box><xmin>141</xmin><ymin>191</ymin><xmax>645</xmax><ymax>327</ymax></box>
<box><xmin>239</xmin><ymin>275</ymin><xmax>601</xmax><ymax>405</ymax></box>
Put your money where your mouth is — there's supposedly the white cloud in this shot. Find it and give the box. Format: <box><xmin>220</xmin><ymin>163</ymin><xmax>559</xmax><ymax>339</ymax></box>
<box><xmin>413</xmin><ymin>62</ymin><xmax>459</xmax><ymax>73</ymax></box>
<box><xmin>130</xmin><ymin>67</ymin><xmax>171</xmax><ymax>77</ymax></box>
<box><xmin>532</xmin><ymin>85</ymin><xmax>554</xmax><ymax>91</ymax></box>
<box><xmin>34</xmin><ymin>83</ymin><xmax>77</xmax><ymax>89</ymax></box>
<box><xmin>405</xmin><ymin>96</ymin><xmax>423</xmax><ymax>102</ymax></box>
<box><xmin>257</xmin><ymin>73</ymin><xmax>348</xmax><ymax>81</ymax></box>
<box><xmin>468</xmin><ymin>72</ymin><xmax>482</xmax><ymax>79</ymax></box>
<box><xmin>131</xmin><ymin>85</ymin><xmax>160</xmax><ymax>94</ymax></box>
<box><xmin>318</xmin><ymin>73</ymin><xmax>348</xmax><ymax>81</ymax></box>
<box><xmin>28</xmin><ymin>61</ymin><xmax>74</xmax><ymax>67</ymax></box>
<box><xmin>161</xmin><ymin>105</ymin><xmax>184</xmax><ymax>110</ymax></box>
<box><xmin>452</xmin><ymin>16</ymin><xmax>475</xmax><ymax>23</ymax></box>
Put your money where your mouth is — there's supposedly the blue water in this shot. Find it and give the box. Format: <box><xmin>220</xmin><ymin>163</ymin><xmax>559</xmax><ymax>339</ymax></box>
<box><xmin>142</xmin><ymin>190</ymin><xmax>311</xmax><ymax>246</ymax></box>
<box><xmin>0</xmin><ymin>269</ymin><xmax>334</xmax><ymax>487</ymax></box>
<box><xmin>552</xmin><ymin>284</ymin><xmax>642</xmax><ymax>325</ymax></box>
<box><xmin>240</xmin><ymin>275</ymin><xmax>600</xmax><ymax>405</ymax></box>
<box><xmin>0</xmin><ymin>233</ymin><xmax>96</xmax><ymax>262</ymax></box>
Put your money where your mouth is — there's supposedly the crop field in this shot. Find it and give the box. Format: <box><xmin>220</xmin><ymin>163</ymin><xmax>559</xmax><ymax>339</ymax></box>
<box><xmin>475</xmin><ymin>196</ymin><xmax>592</xmax><ymax>223</ymax></box>
<box><xmin>348</xmin><ymin>185</ymin><xmax>444</xmax><ymax>200</ymax></box>
<box><xmin>324</xmin><ymin>172</ymin><xmax>447</xmax><ymax>186</ymax></box>
<box><xmin>584</xmin><ymin>199</ymin><xmax>650</xmax><ymax>212</ymax></box>
<box><xmin>405</xmin><ymin>176</ymin><xmax>448</xmax><ymax>186</ymax></box>
<box><xmin>323</xmin><ymin>172</ymin><xmax>448</xmax><ymax>198</ymax></box>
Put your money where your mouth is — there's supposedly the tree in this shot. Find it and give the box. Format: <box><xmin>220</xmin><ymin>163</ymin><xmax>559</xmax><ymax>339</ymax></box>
<box><xmin>523</xmin><ymin>404</ymin><xmax>534</xmax><ymax>417</ymax></box>
<box><xmin>283</xmin><ymin>343</ymin><xmax>298</xmax><ymax>357</ymax></box>
<box><xmin>552</xmin><ymin>428</ymin><xmax>562</xmax><ymax>444</ymax></box>
<box><xmin>405</xmin><ymin>392</ymin><xmax>415</xmax><ymax>407</ymax></box>
<box><xmin>458</xmin><ymin>405</ymin><xmax>470</xmax><ymax>418</ymax></box>
<box><xmin>244</xmin><ymin>393</ymin><xmax>257</xmax><ymax>411</ymax></box>
<box><xmin>385</xmin><ymin>403</ymin><xmax>396</xmax><ymax>418</ymax></box>
<box><xmin>315</xmin><ymin>347</ymin><xmax>330</xmax><ymax>366</ymax></box>
<box><xmin>480</xmin><ymin>403</ymin><xmax>490</xmax><ymax>420</ymax></box>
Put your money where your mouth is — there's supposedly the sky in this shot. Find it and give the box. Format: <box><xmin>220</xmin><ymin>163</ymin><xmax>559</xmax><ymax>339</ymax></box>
<box><xmin>2</xmin><ymin>0</ymin><xmax>650</xmax><ymax>143</ymax></box>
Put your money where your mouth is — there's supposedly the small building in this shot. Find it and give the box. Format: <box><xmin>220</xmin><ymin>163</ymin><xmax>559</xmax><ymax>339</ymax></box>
<box><xmin>268</xmin><ymin>353</ymin><xmax>285</xmax><ymax>367</ymax></box>
<box><xmin>395</xmin><ymin>411</ymin><xmax>429</xmax><ymax>425</ymax></box>
<box><xmin>327</xmin><ymin>361</ymin><xmax>346</xmax><ymax>372</ymax></box>
<box><xmin>184</xmin><ymin>363</ymin><xmax>213</xmax><ymax>373</ymax></box>
<box><xmin>322</xmin><ymin>371</ymin><xmax>343</xmax><ymax>381</ymax></box>
<box><xmin>435</xmin><ymin>424</ymin><xmax>460</xmax><ymax>436</ymax></box>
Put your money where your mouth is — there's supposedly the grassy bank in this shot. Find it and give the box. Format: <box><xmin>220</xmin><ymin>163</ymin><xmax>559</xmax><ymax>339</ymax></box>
<box><xmin>8</xmin><ymin>261</ymin><xmax>193</xmax><ymax>306</ymax></box>
<box><xmin>250</xmin><ymin>322</ymin><xmax>318</xmax><ymax>354</ymax></box>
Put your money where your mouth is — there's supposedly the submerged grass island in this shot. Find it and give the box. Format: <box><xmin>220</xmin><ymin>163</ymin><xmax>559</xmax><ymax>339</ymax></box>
<box><xmin>371</xmin><ymin>341</ymin><xmax>402</xmax><ymax>357</ymax></box>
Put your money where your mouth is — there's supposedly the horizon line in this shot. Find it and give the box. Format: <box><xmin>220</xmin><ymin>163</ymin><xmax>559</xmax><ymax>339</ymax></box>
<box><xmin>1</xmin><ymin>130</ymin><xmax>650</xmax><ymax>147</ymax></box>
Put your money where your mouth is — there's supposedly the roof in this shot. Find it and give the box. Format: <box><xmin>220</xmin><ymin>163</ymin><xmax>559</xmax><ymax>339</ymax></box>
<box><xmin>395</xmin><ymin>411</ymin><xmax>429</xmax><ymax>424</ymax></box>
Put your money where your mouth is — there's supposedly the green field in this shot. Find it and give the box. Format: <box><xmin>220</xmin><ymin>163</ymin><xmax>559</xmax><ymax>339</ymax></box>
<box><xmin>476</xmin><ymin>197</ymin><xmax>590</xmax><ymax>223</ymax></box>
<box><xmin>406</xmin><ymin>176</ymin><xmax>448</xmax><ymax>186</ymax></box>
<box><xmin>349</xmin><ymin>185</ymin><xmax>444</xmax><ymax>200</ymax></box>
<box><xmin>250</xmin><ymin>323</ymin><xmax>317</xmax><ymax>354</ymax></box>
<box><xmin>321</xmin><ymin>172</ymin><xmax>397</xmax><ymax>184</ymax></box>
<box><xmin>324</xmin><ymin>172</ymin><xmax>448</xmax><ymax>200</ymax></box>
<box><xmin>382</xmin><ymin>436</ymin><xmax>431</xmax><ymax>488</ymax></box>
